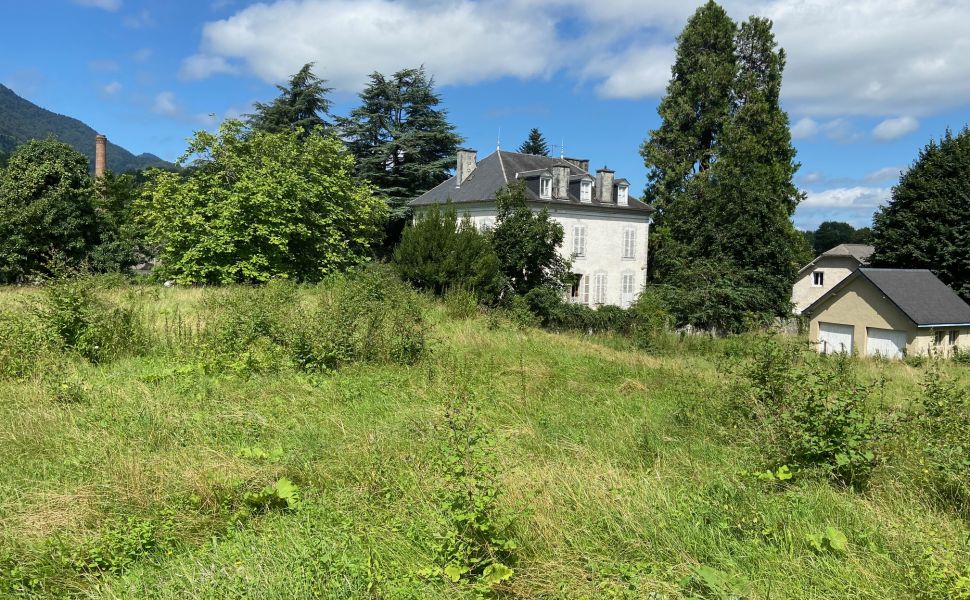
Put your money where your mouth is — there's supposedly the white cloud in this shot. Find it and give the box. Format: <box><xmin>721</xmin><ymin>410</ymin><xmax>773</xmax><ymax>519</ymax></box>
<box><xmin>791</xmin><ymin>117</ymin><xmax>818</xmax><ymax>139</ymax></box>
<box><xmin>88</xmin><ymin>59</ymin><xmax>119</xmax><ymax>73</ymax></box>
<box><xmin>123</xmin><ymin>9</ymin><xmax>154</xmax><ymax>29</ymax></box>
<box><xmin>72</xmin><ymin>0</ymin><xmax>121</xmax><ymax>10</ymax></box>
<box><xmin>587</xmin><ymin>44</ymin><xmax>675</xmax><ymax>99</ymax></box>
<box><xmin>180</xmin><ymin>54</ymin><xmax>238</xmax><ymax>80</ymax></box>
<box><xmin>183</xmin><ymin>0</ymin><xmax>558</xmax><ymax>91</ymax></box>
<box><xmin>872</xmin><ymin>116</ymin><xmax>919</xmax><ymax>141</ymax></box>
<box><xmin>864</xmin><ymin>166</ymin><xmax>903</xmax><ymax>183</ymax></box>
<box><xmin>798</xmin><ymin>171</ymin><xmax>824</xmax><ymax>184</ymax></box>
<box><xmin>101</xmin><ymin>81</ymin><xmax>122</xmax><ymax>96</ymax></box>
<box><xmin>802</xmin><ymin>186</ymin><xmax>891</xmax><ymax>208</ymax></box>
<box><xmin>132</xmin><ymin>48</ymin><xmax>154</xmax><ymax>62</ymax></box>
<box><xmin>153</xmin><ymin>91</ymin><xmax>178</xmax><ymax>115</ymax></box>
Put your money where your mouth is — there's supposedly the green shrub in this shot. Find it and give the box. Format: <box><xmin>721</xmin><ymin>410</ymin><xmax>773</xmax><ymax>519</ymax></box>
<box><xmin>629</xmin><ymin>287</ymin><xmax>671</xmax><ymax>349</ymax></box>
<box><xmin>443</xmin><ymin>286</ymin><xmax>479</xmax><ymax>320</ymax></box>
<box><xmin>0</xmin><ymin>308</ymin><xmax>52</xmax><ymax>379</ymax></box>
<box><xmin>914</xmin><ymin>368</ymin><xmax>970</xmax><ymax>516</ymax></box>
<box><xmin>63</xmin><ymin>515</ymin><xmax>176</xmax><ymax>576</ymax></box>
<box><xmin>36</xmin><ymin>272</ymin><xmax>150</xmax><ymax>363</ymax></box>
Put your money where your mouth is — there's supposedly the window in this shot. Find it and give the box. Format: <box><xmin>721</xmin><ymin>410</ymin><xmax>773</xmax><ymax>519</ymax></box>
<box><xmin>593</xmin><ymin>273</ymin><xmax>607</xmax><ymax>305</ymax></box>
<box><xmin>572</xmin><ymin>224</ymin><xmax>587</xmax><ymax>258</ymax></box>
<box><xmin>950</xmin><ymin>330</ymin><xmax>960</xmax><ymax>346</ymax></box>
<box><xmin>620</xmin><ymin>272</ymin><xmax>635</xmax><ymax>308</ymax></box>
<box><xmin>938</xmin><ymin>330</ymin><xmax>959</xmax><ymax>346</ymax></box>
<box><xmin>812</xmin><ymin>271</ymin><xmax>824</xmax><ymax>287</ymax></box>
<box><xmin>570</xmin><ymin>274</ymin><xmax>589</xmax><ymax>304</ymax></box>
<box><xmin>622</xmin><ymin>227</ymin><xmax>636</xmax><ymax>259</ymax></box>
<box><xmin>580</xmin><ymin>180</ymin><xmax>592</xmax><ymax>202</ymax></box>
<box><xmin>539</xmin><ymin>176</ymin><xmax>552</xmax><ymax>199</ymax></box>
<box><xmin>617</xmin><ymin>184</ymin><xmax>629</xmax><ymax>205</ymax></box>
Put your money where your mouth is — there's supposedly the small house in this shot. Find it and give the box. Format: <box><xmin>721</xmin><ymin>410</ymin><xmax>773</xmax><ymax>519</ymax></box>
<box><xmin>803</xmin><ymin>268</ymin><xmax>970</xmax><ymax>358</ymax></box>
<box><xmin>792</xmin><ymin>244</ymin><xmax>873</xmax><ymax>315</ymax></box>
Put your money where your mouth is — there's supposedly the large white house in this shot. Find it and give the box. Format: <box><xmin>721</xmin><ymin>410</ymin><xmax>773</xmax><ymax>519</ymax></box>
<box><xmin>411</xmin><ymin>148</ymin><xmax>655</xmax><ymax>307</ymax></box>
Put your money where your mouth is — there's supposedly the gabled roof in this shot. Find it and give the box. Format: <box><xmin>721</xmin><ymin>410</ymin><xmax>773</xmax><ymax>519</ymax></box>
<box><xmin>411</xmin><ymin>150</ymin><xmax>654</xmax><ymax>213</ymax></box>
<box><xmin>797</xmin><ymin>243</ymin><xmax>873</xmax><ymax>276</ymax></box>
<box><xmin>804</xmin><ymin>268</ymin><xmax>970</xmax><ymax>327</ymax></box>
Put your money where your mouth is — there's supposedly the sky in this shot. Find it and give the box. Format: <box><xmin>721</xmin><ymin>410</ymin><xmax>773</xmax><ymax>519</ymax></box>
<box><xmin>3</xmin><ymin>0</ymin><xmax>969</xmax><ymax>230</ymax></box>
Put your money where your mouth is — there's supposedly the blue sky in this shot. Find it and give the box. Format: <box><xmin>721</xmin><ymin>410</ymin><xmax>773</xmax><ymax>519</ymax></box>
<box><xmin>3</xmin><ymin>0</ymin><xmax>969</xmax><ymax>230</ymax></box>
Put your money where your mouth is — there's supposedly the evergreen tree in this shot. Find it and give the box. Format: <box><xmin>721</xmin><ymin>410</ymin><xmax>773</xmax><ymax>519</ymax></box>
<box><xmin>247</xmin><ymin>63</ymin><xmax>333</xmax><ymax>137</ymax></box>
<box><xmin>812</xmin><ymin>221</ymin><xmax>860</xmax><ymax>254</ymax></box>
<box><xmin>338</xmin><ymin>67</ymin><xmax>462</xmax><ymax>249</ymax></box>
<box><xmin>518</xmin><ymin>128</ymin><xmax>550</xmax><ymax>156</ymax></box>
<box><xmin>641</xmin><ymin>2</ymin><xmax>803</xmax><ymax>331</ymax></box>
<box><xmin>870</xmin><ymin>128</ymin><xmax>970</xmax><ymax>300</ymax></box>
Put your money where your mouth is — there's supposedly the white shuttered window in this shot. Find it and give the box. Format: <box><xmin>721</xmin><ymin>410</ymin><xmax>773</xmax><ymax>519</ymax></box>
<box><xmin>621</xmin><ymin>272</ymin><xmax>635</xmax><ymax>308</ymax></box>
<box><xmin>593</xmin><ymin>273</ymin><xmax>607</xmax><ymax>305</ymax></box>
<box><xmin>622</xmin><ymin>227</ymin><xmax>636</xmax><ymax>259</ymax></box>
<box><xmin>572</xmin><ymin>225</ymin><xmax>587</xmax><ymax>258</ymax></box>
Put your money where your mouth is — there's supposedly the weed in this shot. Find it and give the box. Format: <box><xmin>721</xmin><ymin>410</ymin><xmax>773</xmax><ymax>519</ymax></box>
<box><xmin>44</xmin><ymin>369</ymin><xmax>88</xmax><ymax>404</ymax></box>
<box><xmin>805</xmin><ymin>526</ymin><xmax>849</xmax><ymax>554</ymax></box>
<box><xmin>443</xmin><ymin>287</ymin><xmax>479</xmax><ymax>320</ymax></box>
<box><xmin>906</xmin><ymin>544</ymin><xmax>970</xmax><ymax>599</ymax></box>
<box><xmin>242</xmin><ymin>478</ymin><xmax>301</xmax><ymax>516</ymax></box>
<box><xmin>62</xmin><ymin>514</ymin><xmax>177</xmax><ymax>576</ymax></box>
<box><xmin>913</xmin><ymin>368</ymin><xmax>970</xmax><ymax>516</ymax></box>
<box><xmin>0</xmin><ymin>308</ymin><xmax>52</xmax><ymax>379</ymax></box>
<box><xmin>680</xmin><ymin>565</ymin><xmax>750</xmax><ymax>600</ymax></box>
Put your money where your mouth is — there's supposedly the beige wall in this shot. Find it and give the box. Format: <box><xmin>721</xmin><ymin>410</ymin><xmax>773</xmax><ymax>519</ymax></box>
<box><xmin>809</xmin><ymin>276</ymin><xmax>970</xmax><ymax>357</ymax></box>
<box><xmin>792</xmin><ymin>256</ymin><xmax>860</xmax><ymax>314</ymax></box>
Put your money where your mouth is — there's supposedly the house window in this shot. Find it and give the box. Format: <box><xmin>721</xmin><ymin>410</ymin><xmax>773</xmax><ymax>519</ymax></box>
<box><xmin>570</xmin><ymin>274</ymin><xmax>589</xmax><ymax>304</ymax></box>
<box><xmin>593</xmin><ymin>273</ymin><xmax>607</xmax><ymax>305</ymax></box>
<box><xmin>938</xmin><ymin>330</ymin><xmax>960</xmax><ymax>346</ymax></box>
<box><xmin>950</xmin><ymin>330</ymin><xmax>960</xmax><ymax>346</ymax></box>
<box><xmin>572</xmin><ymin>224</ymin><xmax>587</xmax><ymax>258</ymax></box>
<box><xmin>580</xmin><ymin>180</ymin><xmax>592</xmax><ymax>202</ymax></box>
<box><xmin>812</xmin><ymin>271</ymin><xmax>824</xmax><ymax>287</ymax></box>
<box><xmin>617</xmin><ymin>184</ymin><xmax>629</xmax><ymax>205</ymax></box>
<box><xmin>622</xmin><ymin>228</ymin><xmax>636</xmax><ymax>259</ymax></box>
<box><xmin>621</xmin><ymin>271</ymin><xmax>635</xmax><ymax>308</ymax></box>
<box><xmin>539</xmin><ymin>176</ymin><xmax>552</xmax><ymax>199</ymax></box>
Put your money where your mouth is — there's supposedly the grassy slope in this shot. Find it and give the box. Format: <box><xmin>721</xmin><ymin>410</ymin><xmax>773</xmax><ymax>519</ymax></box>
<box><xmin>0</xmin><ymin>287</ymin><xmax>967</xmax><ymax>598</ymax></box>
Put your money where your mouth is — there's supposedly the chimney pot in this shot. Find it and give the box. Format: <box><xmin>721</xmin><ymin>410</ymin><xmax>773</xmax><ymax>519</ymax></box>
<box><xmin>95</xmin><ymin>134</ymin><xmax>107</xmax><ymax>178</ymax></box>
<box><xmin>456</xmin><ymin>148</ymin><xmax>477</xmax><ymax>187</ymax></box>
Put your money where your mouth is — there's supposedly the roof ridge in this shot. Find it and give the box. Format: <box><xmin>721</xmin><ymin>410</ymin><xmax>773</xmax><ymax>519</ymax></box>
<box><xmin>497</xmin><ymin>149</ymin><xmax>508</xmax><ymax>184</ymax></box>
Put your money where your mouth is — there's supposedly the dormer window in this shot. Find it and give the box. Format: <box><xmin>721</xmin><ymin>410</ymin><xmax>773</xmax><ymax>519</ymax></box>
<box><xmin>617</xmin><ymin>184</ymin><xmax>629</xmax><ymax>206</ymax></box>
<box><xmin>580</xmin><ymin>179</ymin><xmax>592</xmax><ymax>202</ymax></box>
<box><xmin>539</xmin><ymin>176</ymin><xmax>552</xmax><ymax>199</ymax></box>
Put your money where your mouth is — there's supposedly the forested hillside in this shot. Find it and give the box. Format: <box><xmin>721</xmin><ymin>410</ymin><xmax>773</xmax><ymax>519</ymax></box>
<box><xmin>0</xmin><ymin>84</ymin><xmax>171</xmax><ymax>173</ymax></box>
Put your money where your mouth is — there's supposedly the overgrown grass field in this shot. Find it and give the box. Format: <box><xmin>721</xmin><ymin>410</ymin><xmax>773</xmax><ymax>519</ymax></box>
<box><xmin>0</xmin><ymin>273</ymin><xmax>968</xmax><ymax>598</ymax></box>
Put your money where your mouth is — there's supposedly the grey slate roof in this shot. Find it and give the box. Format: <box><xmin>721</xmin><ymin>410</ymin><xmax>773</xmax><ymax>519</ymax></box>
<box><xmin>411</xmin><ymin>150</ymin><xmax>654</xmax><ymax>213</ymax></box>
<box><xmin>804</xmin><ymin>268</ymin><xmax>970</xmax><ymax>327</ymax></box>
<box><xmin>797</xmin><ymin>243</ymin><xmax>873</xmax><ymax>275</ymax></box>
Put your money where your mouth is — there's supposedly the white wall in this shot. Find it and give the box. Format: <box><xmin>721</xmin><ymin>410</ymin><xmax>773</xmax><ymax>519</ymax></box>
<box><xmin>448</xmin><ymin>203</ymin><xmax>651</xmax><ymax>308</ymax></box>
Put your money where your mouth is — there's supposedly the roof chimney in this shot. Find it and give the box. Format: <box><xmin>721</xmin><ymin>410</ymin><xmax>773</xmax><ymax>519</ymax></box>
<box><xmin>595</xmin><ymin>166</ymin><xmax>614</xmax><ymax>204</ymax></box>
<box><xmin>551</xmin><ymin>164</ymin><xmax>569</xmax><ymax>199</ymax></box>
<box><xmin>456</xmin><ymin>148</ymin><xmax>477</xmax><ymax>187</ymax></box>
<box><xmin>95</xmin><ymin>134</ymin><xmax>107</xmax><ymax>178</ymax></box>
<box><xmin>564</xmin><ymin>157</ymin><xmax>589</xmax><ymax>173</ymax></box>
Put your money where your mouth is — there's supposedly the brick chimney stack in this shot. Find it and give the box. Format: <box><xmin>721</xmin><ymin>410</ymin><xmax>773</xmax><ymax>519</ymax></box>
<box><xmin>456</xmin><ymin>148</ymin><xmax>477</xmax><ymax>187</ymax></box>
<box><xmin>95</xmin><ymin>134</ymin><xmax>107</xmax><ymax>178</ymax></box>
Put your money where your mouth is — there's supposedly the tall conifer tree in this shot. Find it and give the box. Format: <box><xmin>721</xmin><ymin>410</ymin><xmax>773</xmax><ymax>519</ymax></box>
<box><xmin>338</xmin><ymin>67</ymin><xmax>462</xmax><ymax>249</ymax></box>
<box><xmin>518</xmin><ymin>128</ymin><xmax>550</xmax><ymax>156</ymax></box>
<box><xmin>247</xmin><ymin>63</ymin><xmax>333</xmax><ymax>137</ymax></box>
<box><xmin>641</xmin><ymin>1</ymin><xmax>803</xmax><ymax>331</ymax></box>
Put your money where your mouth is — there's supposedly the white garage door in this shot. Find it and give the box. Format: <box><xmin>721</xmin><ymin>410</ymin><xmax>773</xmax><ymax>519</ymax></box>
<box><xmin>866</xmin><ymin>328</ymin><xmax>907</xmax><ymax>359</ymax></box>
<box><xmin>818</xmin><ymin>322</ymin><xmax>854</xmax><ymax>354</ymax></box>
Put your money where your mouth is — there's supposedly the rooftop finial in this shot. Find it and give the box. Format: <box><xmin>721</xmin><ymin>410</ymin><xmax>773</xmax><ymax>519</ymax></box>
<box><xmin>497</xmin><ymin>128</ymin><xmax>501</xmax><ymax>151</ymax></box>
<box><xmin>560</xmin><ymin>137</ymin><xmax>565</xmax><ymax>160</ymax></box>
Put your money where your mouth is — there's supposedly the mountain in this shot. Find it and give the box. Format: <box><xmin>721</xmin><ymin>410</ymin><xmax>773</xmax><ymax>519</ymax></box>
<box><xmin>0</xmin><ymin>83</ymin><xmax>173</xmax><ymax>173</ymax></box>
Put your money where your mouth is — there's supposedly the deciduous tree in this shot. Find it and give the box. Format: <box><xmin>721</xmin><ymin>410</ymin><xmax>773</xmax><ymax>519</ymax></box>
<box><xmin>140</xmin><ymin>120</ymin><xmax>386</xmax><ymax>284</ymax></box>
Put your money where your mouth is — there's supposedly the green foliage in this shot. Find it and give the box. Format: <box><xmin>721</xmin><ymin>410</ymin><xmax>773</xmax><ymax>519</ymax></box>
<box><xmin>338</xmin><ymin>67</ymin><xmax>463</xmax><ymax>247</ymax></box>
<box><xmin>809</xmin><ymin>221</ymin><xmax>872</xmax><ymax>255</ymax></box>
<box><xmin>629</xmin><ymin>287</ymin><xmax>673</xmax><ymax>349</ymax></box>
<box><xmin>913</xmin><ymin>368</ymin><xmax>970</xmax><ymax>516</ymax></box>
<box><xmin>680</xmin><ymin>565</ymin><xmax>749</xmax><ymax>599</ymax></box>
<box><xmin>491</xmin><ymin>181</ymin><xmax>569</xmax><ymax>296</ymax></box>
<box><xmin>907</xmin><ymin>545</ymin><xmax>970</xmax><ymax>599</ymax></box>
<box><xmin>426</xmin><ymin>390</ymin><xmax>516</xmax><ymax>590</ymax></box>
<box><xmin>805</xmin><ymin>526</ymin><xmax>849</xmax><ymax>554</ymax></box>
<box><xmin>90</xmin><ymin>170</ymin><xmax>146</xmax><ymax>272</ymax></box>
<box><xmin>517</xmin><ymin>128</ymin><xmax>549</xmax><ymax>156</ymax></box>
<box><xmin>242</xmin><ymin>478</ymin><xmax>301</xmax><ymax>515</ymax></box>
<box><xmin>643</xmin><ymin>2</ymin><xmax>803</xmax><ymax>330</ymax></box>
<box><xmin>0</xmin><ymin>308</ymin><xmax>52</xmax><ymax>379</ymax></box>
<box><xmin>871</xmin><ymin>127</ymin><xmax>970</xmax><ymax>300</ymax></box>
<box><xmin>64</xmin><ymin>515</ymin><xmax>176</xmax><ymax>576</ymax></box>
<box><xmin>393</xmin><ymin>203</ymin><xmax>504</xmax><ymax>304</ymax></box>
<box><xmin>247</xmin><ymin>63</ymin><xmax>333</xmax><ymax>136</ymax></box>
<box><xmin>36</xmin><ymin>271</ymin><xmax>149</xmax><ymax>363</ymax></box>
<box><xmin>443</xmin><ymin>287</ymin><xmax>479</xmax><ymax>320</ymax></box>
<box><xmin>44</xmin><ymin>369</ymin><xmax>88</xmax><ymax>404</ymax></box>
<box><xmin>0</xmin><ymin>138</ymin><xmax>98</xmax><ymax>282</ymax></box>
<box><xmin>140</xmin><ymin>119</ymin><xmax>386</xmax><ymax>284</ymax></box>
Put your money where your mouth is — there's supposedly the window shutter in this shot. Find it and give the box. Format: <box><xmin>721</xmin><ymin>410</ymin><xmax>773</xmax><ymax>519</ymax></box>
<box><xmin>622</xmin><ymin>228</ymin><xmax>636</xmax><ymax>259</ymax></box>
<box><xmin>582</xmin><ymin>274</ymin><xmax>590</xmax><ymax>304</ymax></box>
<box><xmin>573</xmin><ymin>225</ymin><xmax>586</xmax><ymax>257</ymax></box>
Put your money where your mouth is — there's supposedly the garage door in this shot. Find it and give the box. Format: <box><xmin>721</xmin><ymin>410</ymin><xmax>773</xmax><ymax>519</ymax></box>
<box><xmin>866</xmin><ymin>328</ymin><xmax>907</xmax><ymax>359</ymax></box>
<box><xmin>818</xmin><ymin>322</ymin><xmax>854</xmax><ymax>354</ymax></box>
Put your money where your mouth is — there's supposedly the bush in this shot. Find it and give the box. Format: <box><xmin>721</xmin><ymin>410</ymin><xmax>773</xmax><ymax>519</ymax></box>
<box><xmin>394</xmin><ymin>204</ymin><xmax>504</xmax><ymax>304</ymax></box>
<box><xmin>913</xmin><ymin>368</ymin><xmax>970</xmax><ymax>516</ymax></box>
<box><xmin>201</xmin><ymin>268</ymin><xmax>431</xmax><ymax>373</ymax></box>
<box><xmin>443</xmin><ymin>287</ymin><xmax>479</xmax><ymax>320</ymax></box>
<box><xmin>36</xmin><ymin>272</ymin><xmax>150</xmax><ymax>364</ymax></box>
